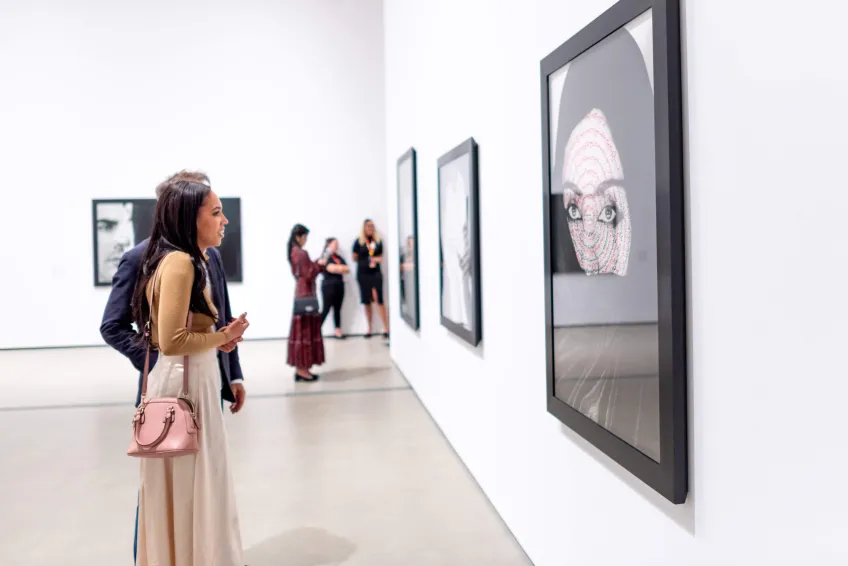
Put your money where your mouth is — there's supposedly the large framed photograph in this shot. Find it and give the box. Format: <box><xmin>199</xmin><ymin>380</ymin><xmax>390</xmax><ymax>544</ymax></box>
<box><xmin>438</xmin><ymin>138</ymin><xmax>481</xmax><ymax>347</ymax></box>
<box><xmin>540</xmin><ymin>0</ymin><xmax>687</xmax><ymax>503</ymax></box>
<box><xmin>92</xmin><ymin>197</ymin><xmax>243</xmax><ymax>286</ymax></box>
<box><xmin>397</xmin><ymin>148</ymin><xmax>421</xmax><ymax>330</ymax></box>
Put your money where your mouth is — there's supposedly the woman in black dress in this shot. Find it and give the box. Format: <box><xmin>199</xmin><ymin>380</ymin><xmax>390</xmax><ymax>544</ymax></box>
<box><xmin>352</xmin><ymin>219</ymin><xmax>389</xmax><ymax>338</ymax></box>
<box><xmin>320</xmin><ymin>237</ymin><xmax>349</xmax><ymax>339</ymax></box>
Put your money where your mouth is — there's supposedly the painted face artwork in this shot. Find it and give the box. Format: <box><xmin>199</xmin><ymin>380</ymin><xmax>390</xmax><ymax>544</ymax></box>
<box><xmin>561</xmin><ymin>108</ymin><xmax>631</xmax><ymax>276</ymax></box>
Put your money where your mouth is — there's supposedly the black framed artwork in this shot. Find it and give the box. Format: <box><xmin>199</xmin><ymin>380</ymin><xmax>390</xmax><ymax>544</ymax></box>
<box><xmin>92</xmin><ymin>197</ymin><xmax>243</xmax><ymax>286</ymax></box>
<box><xmin>397</xmin><ymin>148</ymin><xmax>421</xmax><ymax>330</ymax></box>
<box><xmin>437</xmin><ymin>137</ymin><xmax>481</xmax><ymax>347</ymax></box>
<box><xmin>540</xmin><ymin>0</ymin><xmax>687</xmax><ymax>503</ymax></box>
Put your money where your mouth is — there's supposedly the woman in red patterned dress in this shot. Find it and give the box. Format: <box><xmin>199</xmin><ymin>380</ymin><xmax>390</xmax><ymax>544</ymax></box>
<box><xmin>287</xmin><ymin>224</ymin><xmax>328</xmax><ymax>381</ymax></box>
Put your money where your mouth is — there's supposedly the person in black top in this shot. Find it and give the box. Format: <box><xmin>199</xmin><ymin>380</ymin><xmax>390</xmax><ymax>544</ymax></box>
<box><xmin>352</xmin><ymin>218</ymin><xmax>389</xmax><ymax>338</ymax></box>
<box><xmin>320</xmin><ymin>237</ymin><xmax>349</xmax><ymax>338</ymax></box>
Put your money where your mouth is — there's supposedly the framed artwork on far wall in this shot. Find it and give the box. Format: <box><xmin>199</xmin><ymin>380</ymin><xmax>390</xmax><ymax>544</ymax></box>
<box><xmin>437</xmin><ymin>137</ymin><xmax>481</xmax><ymax>347</ymax></box>
<box><xmin>91</xmin><ymin>197</ymin><xmax>244</xmax><ymax>286</ymax></box>
<box><xmin>397</xmin><ymin>147</ymin><xmax>421</xmax><ymax>330</ymax></box>
<box><xmin>540</xmin><ymin>0</ymin><xmax>687</xmax><ymax>503</ymax></box>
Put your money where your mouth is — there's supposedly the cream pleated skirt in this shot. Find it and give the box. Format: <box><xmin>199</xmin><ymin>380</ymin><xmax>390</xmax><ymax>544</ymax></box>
<box><xmin>136</xmin><ymin>348</ymin><xmax>244</xmax><ymax>566</ymax></box>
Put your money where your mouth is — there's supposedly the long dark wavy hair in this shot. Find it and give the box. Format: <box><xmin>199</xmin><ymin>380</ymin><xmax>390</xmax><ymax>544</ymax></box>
<box><xmin>131</xmin><ymin>179</ymin><xmax>218</xmax><ymax>338</ymax></box>
<box><xmin>287</xmin><ymin>224</ymin><xmax>309</xmax><ymax>272</ymax></box>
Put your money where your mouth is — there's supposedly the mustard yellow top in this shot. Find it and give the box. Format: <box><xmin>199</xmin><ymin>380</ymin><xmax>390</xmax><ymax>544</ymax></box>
<box><xmin>146</xmin><ymin>251</ymin><xmax>229</xmax><ymax>356</ymax></box>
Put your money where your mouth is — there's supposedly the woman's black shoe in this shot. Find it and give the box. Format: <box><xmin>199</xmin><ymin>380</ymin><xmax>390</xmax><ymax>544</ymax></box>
<box><xmin>295</xmin><ymin>372</ymin><xmax>318</xmax><ymax>382</ymax></box>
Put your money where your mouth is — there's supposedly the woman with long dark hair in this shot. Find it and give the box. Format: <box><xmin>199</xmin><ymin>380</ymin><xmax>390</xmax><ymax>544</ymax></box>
<box><xmin>131</xmin><ymin>177</ymin><xmax>250</xmax><ymax>566</ymax></box>
<box><xmin>288</xmin><ymin>224</ymin><xmax>328</xmax><ymax>380</ymax></box>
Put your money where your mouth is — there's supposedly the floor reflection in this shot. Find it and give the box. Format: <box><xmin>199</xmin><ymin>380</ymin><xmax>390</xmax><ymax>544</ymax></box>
<box><xmin>553</xmin><ymin>324</ymin><xmax>660</xmax><ymax>461</ymax></box>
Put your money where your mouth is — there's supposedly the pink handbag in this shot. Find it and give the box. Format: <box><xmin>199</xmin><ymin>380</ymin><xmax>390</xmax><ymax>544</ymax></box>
<box><xmin>127</xmin><ymin>278</ymin><xmax>200</xmax><ymax>458</ymax></box>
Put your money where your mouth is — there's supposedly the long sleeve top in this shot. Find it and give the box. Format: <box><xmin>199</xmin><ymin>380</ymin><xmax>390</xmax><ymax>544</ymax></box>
<box><xmin>147</xmin><ymin>251</ymin><xmax>229</xmax><ymax>356</ymax></box>
<box><xmin>291</xmin><ymin>246</ymin><xmax>324</xmax><ymax>298</ymax></box>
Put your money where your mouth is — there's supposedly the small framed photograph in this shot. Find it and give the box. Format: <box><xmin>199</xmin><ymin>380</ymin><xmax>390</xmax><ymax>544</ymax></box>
<box><xmin>438</xmin><ymin>137</ymin><xmax>481</xmax><ymax>347</ymax></box>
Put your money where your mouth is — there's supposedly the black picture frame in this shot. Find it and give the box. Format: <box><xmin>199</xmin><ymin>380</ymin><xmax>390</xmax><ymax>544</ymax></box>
<box><xmin>397</xmin><ymin>147</ymin><xmax>421</xmax><ymax>330</ymax></box>
<box><xmin>92</xmin><ymin>197</ymin><xmax>244</xmax><ymax>287</ymax></box>
<box><xmin>437</xmin><ymin>137</ymin><xmax>482</xmax><ymax>347</ymax></box>
<box><xmin>540</xmin><ymin>0</ymin><xmax>687</xmax><ymax>503</ymax></box>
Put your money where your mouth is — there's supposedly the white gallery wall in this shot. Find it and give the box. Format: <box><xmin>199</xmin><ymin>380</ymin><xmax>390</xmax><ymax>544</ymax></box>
<box><xmin>0</xmin><ymin>0</ymin><xmax>386</xmax><ymax>349</ymax></box>
<box><xmin>384</xmin><ymin>0</ymin><xmax>848</xmax><ymax>565</ymax></box>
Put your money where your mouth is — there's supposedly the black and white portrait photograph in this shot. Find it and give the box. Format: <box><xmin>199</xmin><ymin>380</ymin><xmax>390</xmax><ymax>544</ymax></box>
<box><xmin>397</xmin><ymin>148</ymin><xmax>420</xmax><ymax>330</ymax></box>
<box><xmin>438</xmin><ymin>137</ymin><xmax>481</xmax><ymax>346</ymax></box>
<box><xmin>92</xmin><ymin>200</ymin><xmax>152</xmax><ymax>285</ymax></box>
<box><xmin>541</xmin><ymin>0</ymin><xmax>687</xmax><ymax>503</ymax></box>
<box><xmin>92</xmin><ymin>197</ymin><xmax>243</xmax><ymax>286</ymax></box>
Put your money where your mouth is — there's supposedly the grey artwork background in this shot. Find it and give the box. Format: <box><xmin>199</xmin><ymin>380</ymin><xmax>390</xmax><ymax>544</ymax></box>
<box><xmin>547</xmin><ymin>9</ymin><xmax>660</xmax><ymax>460</ymax></box>
<box><xmin>92</xmin><ymin>197</ymin><xmax>243</xmax><ymax>286</ymax></box>
<box><xmin>439</xmin><ymin>153</ymin><xmax>473</xmax><ymax>331</ymax></box>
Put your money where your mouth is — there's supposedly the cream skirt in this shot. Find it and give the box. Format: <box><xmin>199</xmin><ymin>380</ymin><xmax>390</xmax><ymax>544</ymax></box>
<box><xmin>136</xmin><ymin>348</ymin><xmax>244</xmax><ymax>566</ymax></box>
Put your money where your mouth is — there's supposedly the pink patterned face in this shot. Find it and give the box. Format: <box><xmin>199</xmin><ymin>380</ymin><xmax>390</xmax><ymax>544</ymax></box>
<box><xmin>561</xmin><ymin>109</ymin><xmax>631</xmax><ymax>276</ymax></box>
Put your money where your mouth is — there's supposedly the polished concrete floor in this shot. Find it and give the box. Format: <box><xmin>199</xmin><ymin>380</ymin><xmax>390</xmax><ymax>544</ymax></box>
<box><xmin>0</xmin><ymin>337</ymin><xmax>532</xmax><ymax>566</ymax></box>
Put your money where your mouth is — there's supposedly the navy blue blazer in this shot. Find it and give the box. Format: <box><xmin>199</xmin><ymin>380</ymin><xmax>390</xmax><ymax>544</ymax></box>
<box><xmin>99</xmin><ymin>239</ymin><xmax>244</xmax><ymax>406</ymax></box>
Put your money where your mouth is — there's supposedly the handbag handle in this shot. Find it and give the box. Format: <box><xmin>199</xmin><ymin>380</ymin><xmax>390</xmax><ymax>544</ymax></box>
<box><xmin>141</xmin><ymin>264</ymin><xmax>192</xmax><ymax>400</ymax></box>
<box><xmin>132</xmin><ymin>406</ymin><xmax>176</xmax><ymax>449</ymax></box>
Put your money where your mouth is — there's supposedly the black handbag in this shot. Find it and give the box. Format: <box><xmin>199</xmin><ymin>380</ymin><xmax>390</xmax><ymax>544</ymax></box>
<box><xmin>292</xmin><ymin>248</ymin><xmax>321</xmax><ymax>316</ymax></box>
<box><xmin>293</xmin><ymin>296</ymin><xmax>320</xmax><ymax>316</ymax></box>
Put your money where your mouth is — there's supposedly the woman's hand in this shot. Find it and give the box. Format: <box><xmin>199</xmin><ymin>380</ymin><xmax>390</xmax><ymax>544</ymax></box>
<box><xmin>218</xmin><ymin>335</ymin><xmax>243</xmax><ymax>353</ymax></box>
<box><xmin>317</xmin><ymin>257</ymin><xmax>328</xmax><ymax>266</ymax></box>
<box><xmin>223</xmin><ymin>313</ymin><xmax>250</xmax><ymax>342</ymax></box>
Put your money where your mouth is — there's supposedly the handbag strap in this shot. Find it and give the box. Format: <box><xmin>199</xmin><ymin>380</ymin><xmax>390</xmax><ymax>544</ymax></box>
<box><xmin>141</xmin><ymin>264</ymin><xmax>192</xmax><ymax>400</ymax></box>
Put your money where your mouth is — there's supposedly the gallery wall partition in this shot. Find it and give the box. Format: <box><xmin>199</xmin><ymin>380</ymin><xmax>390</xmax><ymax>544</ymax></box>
<box><xmin>437</xmin><ymin>137</ymin><xmax>482</xmax><ymax>347</ymax></box>
<box><xmin>540</xmin><ymin>0</ymin><xmax>687</xmax><ymax>503</ymax></box>
<box><xmin>396</xmin><ymin>148</ymin><xmax>420</xmax><ymax>330</ymax></box>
